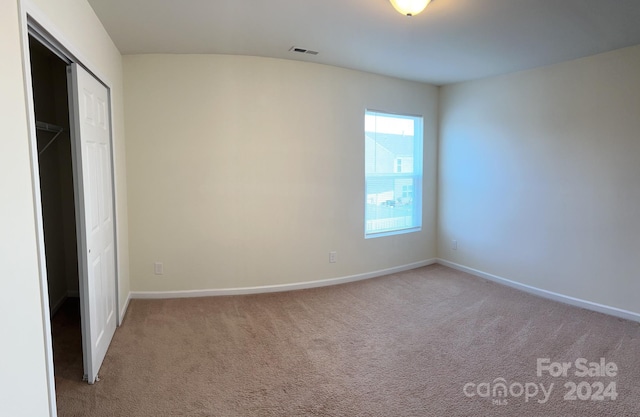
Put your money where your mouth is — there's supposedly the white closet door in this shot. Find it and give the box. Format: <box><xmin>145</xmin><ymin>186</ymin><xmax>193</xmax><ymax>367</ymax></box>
<box><xmin>69</xmin><ymin>63</ymin><xmax>117</xmax><ymax>384</ymax></box>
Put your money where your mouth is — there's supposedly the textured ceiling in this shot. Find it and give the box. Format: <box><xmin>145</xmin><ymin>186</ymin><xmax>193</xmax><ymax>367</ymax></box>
<box><xmin>87</xmin><ymin>0</ymin><xmax>640</xmax><ymax>85</ymax></box>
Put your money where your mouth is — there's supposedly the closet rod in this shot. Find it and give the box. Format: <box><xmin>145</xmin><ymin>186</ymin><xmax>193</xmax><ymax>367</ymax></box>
<box><xmin>36</xmin><ymin>121</ymin><xmax>65</xmax><ymax>155</ymax></box>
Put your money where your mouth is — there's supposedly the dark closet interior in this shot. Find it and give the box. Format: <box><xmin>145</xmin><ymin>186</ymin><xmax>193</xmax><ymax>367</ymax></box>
<box><xmin>30</xmin><ymin>36</ymin><xmax>84</xmax><ymax>383</ymax></box>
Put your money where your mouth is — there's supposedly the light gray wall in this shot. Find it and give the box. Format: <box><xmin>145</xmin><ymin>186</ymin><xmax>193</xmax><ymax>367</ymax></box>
<box><xmin>124</xmin><ymin>55</ymin><xmax>439</xmax><ymax>292</ymax></box>
<box><xmin>439</xmin><ymin>45</ymin><xmax>640</xmax><ymax>315</ymax></box>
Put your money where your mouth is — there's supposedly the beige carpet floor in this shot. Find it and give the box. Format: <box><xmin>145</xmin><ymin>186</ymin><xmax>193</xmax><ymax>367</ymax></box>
<box><xmin>54</xmin><ymin>264</ymin><xmax>640</xmax><ymax>416</ymax></box>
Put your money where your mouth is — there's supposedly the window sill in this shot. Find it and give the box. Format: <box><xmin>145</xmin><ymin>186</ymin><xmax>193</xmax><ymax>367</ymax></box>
<box><xmin>365</xmin><ymin>227</ymin><xmax>422</xmax><ymax>239</ymax></box>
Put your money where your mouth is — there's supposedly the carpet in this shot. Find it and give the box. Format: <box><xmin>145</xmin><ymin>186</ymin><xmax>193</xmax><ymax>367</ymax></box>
<box><xmin>54</xmin><ymin>264</ymin><xmax>640</xmax><ymax>416</ymax></box>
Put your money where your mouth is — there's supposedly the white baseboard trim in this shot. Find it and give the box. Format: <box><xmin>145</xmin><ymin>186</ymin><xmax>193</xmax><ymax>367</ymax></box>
<box><xmin>437</xmin><ymin>259</ymin><xmax>640</xmax><ymax>323</ymax></box>
<box><xmin>131</xmin><ymin>259</ymin><xmax>437</xmax><ymax>300</ymax></box>
<box><xmin>51</xmin><ymin>290</ymin><xmax>80</xmax><ymax>316</ymax></box>
<box><xmin>119</xmin><ymin>292</ymin><xmax>131</xmax><ymax>326</ymax></box>
<box><xmin>49</xmin><ymin>294</ymin><xmax>67</xmax><ymax>316</ymax></box>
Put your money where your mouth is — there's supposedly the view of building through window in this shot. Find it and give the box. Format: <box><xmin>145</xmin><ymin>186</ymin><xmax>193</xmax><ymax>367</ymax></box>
<box><xmin>365</xmin><ymin>110</ymin><xmax>423</xmax><ymax>237</ymax></box>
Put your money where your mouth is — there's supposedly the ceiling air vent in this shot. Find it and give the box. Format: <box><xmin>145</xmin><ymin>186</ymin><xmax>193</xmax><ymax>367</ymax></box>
<box><xmin>289</xmin><ymin>46</ymin><xmax>319</xmax><ymax>56</ymax></box>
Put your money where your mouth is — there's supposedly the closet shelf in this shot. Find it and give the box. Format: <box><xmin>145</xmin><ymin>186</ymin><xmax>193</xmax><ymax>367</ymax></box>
<box><xmin>36</xmin><ymin>121</ymin><xmax>65</xmax><ymax>155</ymax></box>
<box><xmin>36</xmin><ymin>121</ymin><xmax>64</xmax><ymax>133</ymax></box>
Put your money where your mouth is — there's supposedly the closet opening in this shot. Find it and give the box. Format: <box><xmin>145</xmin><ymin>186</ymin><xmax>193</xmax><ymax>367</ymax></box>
<box><xmin>29</xmin><ymin>35</ymin><xmax>84</xmax><ymax>392</ymax></box>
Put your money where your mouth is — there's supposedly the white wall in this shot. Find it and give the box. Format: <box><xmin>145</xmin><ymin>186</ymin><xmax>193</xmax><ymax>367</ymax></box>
<box><xmin>0</xmin><ymin>0</ymin><xmax>129</xmax><ymax>415</ymax></box>
<box><xmin>124</xmin><ymin>55</ymin><xmax>438</xmax><ymax>292</ymax></box>
<box><xmin>0</xmin><ymin>0</ymin><xmax>51</xmax><ymax>414</ymax></box>
<box><xmin>439</xmin><ymin>45</ymin><xmax>640</xmax><ymax>315</ymax></box>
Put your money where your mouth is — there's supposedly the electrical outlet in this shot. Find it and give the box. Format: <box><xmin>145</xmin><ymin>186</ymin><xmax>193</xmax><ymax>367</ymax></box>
<box><xmin>329</xmin><ymin>251</ymin><xmax>337</xmax><ymax>263</ymax></box>
<box><xmin>154</xmin><ymin>262</ymin><xmax>164</xmax><ymax>275</ymax></box>
<box><xmin>452</xmin><ymin>240</ymin><xmax>458</xmax><ymax>251</ymax></box>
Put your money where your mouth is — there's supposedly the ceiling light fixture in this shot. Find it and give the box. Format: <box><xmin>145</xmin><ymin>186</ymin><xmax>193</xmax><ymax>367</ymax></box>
<box><xmin>389</xmin><ymin>0</ymin><xmax>431</xmax><ymax>16</ymax></box>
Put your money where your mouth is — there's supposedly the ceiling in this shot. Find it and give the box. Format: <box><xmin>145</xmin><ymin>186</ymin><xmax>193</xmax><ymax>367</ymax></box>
<box><xmin>86</xmin><ymin>0</ymin><xmax>640</xmax><ymax>85</ymax></box>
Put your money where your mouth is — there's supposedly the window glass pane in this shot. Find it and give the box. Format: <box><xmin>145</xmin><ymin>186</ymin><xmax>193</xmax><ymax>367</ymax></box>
<box><xmin>365</xmin><ymin>110</ymin><xmax>422</xmax><ymax>237</ymax></box>
<box><xmin>365</xmin><ymin>177</ymin><xmax>415</xmax><ymax>234</ymax></box>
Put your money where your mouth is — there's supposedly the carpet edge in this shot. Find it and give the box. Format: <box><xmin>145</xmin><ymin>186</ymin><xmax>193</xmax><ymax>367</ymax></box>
<box><xmin>437</xmin><ymin>258</ymin><xmax>640</xmax><ymax>323</ymax></box>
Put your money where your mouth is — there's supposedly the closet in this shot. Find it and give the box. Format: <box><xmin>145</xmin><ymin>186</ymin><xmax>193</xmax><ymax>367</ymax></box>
<box><xmin>29</xmin><ymin>35</ymin><xmax>83</xmax><ymax>379</ymax></box>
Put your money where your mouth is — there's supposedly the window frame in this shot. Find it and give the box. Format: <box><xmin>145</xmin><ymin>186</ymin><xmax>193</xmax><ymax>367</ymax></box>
<box><xmin>364</xmin><ymin>109</ymin><xmax>424</xmax><ymax>239</ymax></box>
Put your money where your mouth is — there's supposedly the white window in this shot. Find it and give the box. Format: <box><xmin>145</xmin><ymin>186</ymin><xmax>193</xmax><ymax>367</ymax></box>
<box><xmin>365</xmin><ymin>110</ymin><xmax>423</xmax><ymax>238</ymax></box>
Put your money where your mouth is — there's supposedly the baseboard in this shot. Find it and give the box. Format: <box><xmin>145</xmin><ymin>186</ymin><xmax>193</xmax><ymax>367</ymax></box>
<box><xmin>436</xmin><ymin>258</ymin><xmax>640</xmax><ymax>323</ymax></box>
<box><xmin>49</xmin><ymin>294</ymin><xmax>67</xmax><ymax>316</ymax></box>
<box><xmin>119</xmin><ymin>292</ymin><xmax>131</xmax><ymax>326</ymax></box>
<box><xmin>131</xmin><ymin>259</ymin><xmax>437</xmax><ymax>300</ymax></box>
